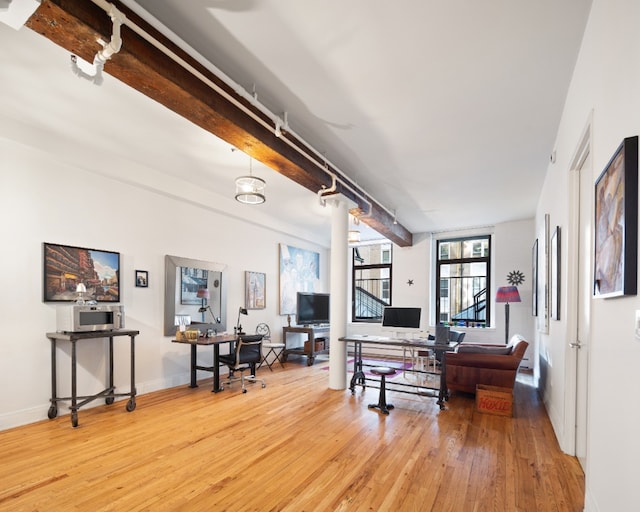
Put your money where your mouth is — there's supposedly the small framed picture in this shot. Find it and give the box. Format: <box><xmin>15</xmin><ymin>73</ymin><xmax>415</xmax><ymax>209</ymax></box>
<box><xmin>245</xmin><ymin>271</ymin><xmax>266</xmax><ymax>309</ymax></box>
<box><xmin>135</xmin><ymin>270</ymin><xmax>148</xmax><ymax>288</ymax></box>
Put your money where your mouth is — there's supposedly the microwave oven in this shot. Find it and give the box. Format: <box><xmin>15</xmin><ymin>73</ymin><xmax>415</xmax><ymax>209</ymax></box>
<box><xmin>56</xmin><ymin>304</ymin><xmax>125</xmax><ymax>333</ymax></box>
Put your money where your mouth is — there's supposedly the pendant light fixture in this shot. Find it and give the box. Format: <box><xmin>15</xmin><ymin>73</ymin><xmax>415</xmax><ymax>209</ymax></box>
<box><xmin>348</xmin><ymin>214</ymin><xmax>361</xmax><ymax>243</ymax></box>
<box><xmin>235</xmin><ymin>157</ymin><xmax>266</xmax><ymax>204</ymax></box>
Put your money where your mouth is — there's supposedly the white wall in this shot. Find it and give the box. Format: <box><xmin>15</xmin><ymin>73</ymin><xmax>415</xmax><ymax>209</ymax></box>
<box><xmin>536</xmin><ymin>1</ymin><xmax>640</xmax><ymax>510</ymax></box>
<box><xmin>347</xmin><ymin>221</ymin><xmax>536</xmax><ymax>352</ymax></box>
<box><xmin>0</xmin><ymin>138</ymin><xmax>330</xmax><ymax>430</ymax></box>
<box><xmin>0</xmin><ymin>123</ymin><xmax>537</xmax><ymax>431</ymax></box>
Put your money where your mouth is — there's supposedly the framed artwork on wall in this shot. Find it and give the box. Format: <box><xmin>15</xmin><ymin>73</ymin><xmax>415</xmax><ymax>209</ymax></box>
<box><xmin>245</xmin><ymin>271</ymin><xmax>266</xmax><ymax>309</ymax></box>
<box><xmin>43</xmin><ymin>242</ymin><xmax>120</xmax><ymax>302</ymax></box>
<box><xmin>532</xmin><ymin>239</ymin><xmax>538</xmax><ymax>317</ymax></box>
<box><xmin>135</xmin><ymin>270</ymin><xmax>148</xmax><ymax>288</ymax></box>
<box><xmin>279</xmin><ymin>244</ymin><xmax>320</xmax><ymax>315</ymax></box>
<box><xmin>594</xmin><ymin>136</ymin><xmax>638</xmax><ymax>298</ymax></box>
<box><xmin>538</xmin><ymin>214</ymin><xmax>550</xmax><ymax>334</ymax></box>
<box><xmin>551</xmin><ymin>227</ymin><xmax>561</xmax><ymax>320</ymax></box>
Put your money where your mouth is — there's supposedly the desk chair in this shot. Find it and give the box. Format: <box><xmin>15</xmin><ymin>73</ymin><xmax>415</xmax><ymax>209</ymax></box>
<box><xmin>417</xmin><ymin>329</ymin><xmax>466</xmax><ymax>372</ymax></box>
<box><xmin>219</xmin><ymin>334</ymin><xmax>266</xmax><ymax>393</ymax></box>
<box><xmin>256</xmin><ymin>323</ymin><xmax>285</xmax><ymax>371</ymax></box>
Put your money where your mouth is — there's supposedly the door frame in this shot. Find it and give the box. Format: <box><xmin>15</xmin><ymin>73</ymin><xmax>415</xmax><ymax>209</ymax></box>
<box><xmin>564</xmin><ymin>111</ymin><xmax>592</xmax><ymax>459</ymax></box>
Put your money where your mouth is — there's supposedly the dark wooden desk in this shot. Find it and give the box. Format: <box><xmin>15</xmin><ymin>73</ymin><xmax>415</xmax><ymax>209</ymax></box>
<box><xmin>339</xmin><ymin>335</ymin><xmax>458</xmax><ymax>410</ymax></box>
<box><xmin>46</xmin><ymin>329</ymin><xmax>139</xmax><ymax>427</ymax></box>
<box><xmin>282</xmin><ymin>325</ymin><xmax>330</xmax><ymax>366</ymax></box>
<box><xmin>172</xmin><ymin>334</ymin><xmax>237</xmax><ymax>393</ymax></box>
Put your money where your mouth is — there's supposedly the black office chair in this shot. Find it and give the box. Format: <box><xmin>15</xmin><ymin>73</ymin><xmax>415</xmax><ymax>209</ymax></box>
<box><xmin>256</xmin><ymin>323</ymin><xmax>285</xmax><ymax>371</ymax></box>
<box><xmin>428</xmin><ymin>326</ymin><xmax>465</xmax><ymax>366</ymax></box>
<box><xmin>219</xmin><ymin>334</ymin><xmax>266</xmax><ymax>393</ymax></box>
<box><xmin>451</xmin><ymin>331</ymin><xmax>466</xmax><ymax>343</ymax></box>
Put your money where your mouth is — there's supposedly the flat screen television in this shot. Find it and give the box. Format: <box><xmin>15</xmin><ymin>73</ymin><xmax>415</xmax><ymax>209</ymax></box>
<box><xmin>381</xmin><ymin>306</ymin><xmax>422</xmax><ymax>335</ymax></box>
<box><xmin>296</xmin><ymin>292</ymin><xmax>330</xmax><ymax>326</ymax></box>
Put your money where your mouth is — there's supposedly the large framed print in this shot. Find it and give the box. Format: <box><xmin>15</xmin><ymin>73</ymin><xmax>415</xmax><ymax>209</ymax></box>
<box><xmin>43</xmin><ymin>242</ymin><xmax>120</xmax><ymax>302</ymax></box>
<box><xmin>594</xmin><ymin>136</ymin><xmax>638</xmax><ymax>298</ymax></box>
<box><xmin>279</xmin><ymin>244</ymin><xmax>320</xmax><ymax>315</ymax></box>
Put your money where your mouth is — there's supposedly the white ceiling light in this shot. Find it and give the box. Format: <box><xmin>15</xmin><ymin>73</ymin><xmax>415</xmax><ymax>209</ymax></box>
<box><xmin>235</xmin><ymin>157</ymin><xmax>265</xmax><ymax>204</ymax></box>
<box><xmin>348</xmin><ymin>214</ymin><xmax>361</xmax><ymax>243</ymax></box>
<box><xmin>348</xmin><ymin>230</ymin><xmax>361</xmax><ymax>243</ymax></box>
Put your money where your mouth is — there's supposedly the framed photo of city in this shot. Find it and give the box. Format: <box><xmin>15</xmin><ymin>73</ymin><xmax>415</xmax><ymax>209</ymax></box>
<box><xmin>43</xmin><ymin>242</ymin><xmax>120</xmax><ymax>302</ymax></box>
<box><xmin>593</xmin><ymin>136</ymin><xmax>638</xmax><ymax>298</ymax></box>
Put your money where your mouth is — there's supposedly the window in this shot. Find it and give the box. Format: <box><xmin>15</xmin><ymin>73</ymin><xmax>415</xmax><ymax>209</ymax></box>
<box><xmin>352</xmin><ymin>243</ymin><xmax>392</xmax><ymax>322</ymax></box>
<box><xmin>436</xmin><ymin>236</ymin><xmax>490</xmax><ymax>327</ymax></box>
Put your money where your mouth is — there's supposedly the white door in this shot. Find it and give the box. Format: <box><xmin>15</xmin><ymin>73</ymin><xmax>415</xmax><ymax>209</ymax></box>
<box><xmin>574</xmin><ymin>149</ymin><xmax>591</xmax><ymax>470</ymax></box>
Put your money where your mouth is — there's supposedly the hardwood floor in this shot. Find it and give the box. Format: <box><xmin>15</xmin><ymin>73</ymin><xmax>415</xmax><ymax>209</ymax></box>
<box><xmin>0</xmin><ymin>358</ymin><xmax>584</xmax><ymax>511</ymax></box>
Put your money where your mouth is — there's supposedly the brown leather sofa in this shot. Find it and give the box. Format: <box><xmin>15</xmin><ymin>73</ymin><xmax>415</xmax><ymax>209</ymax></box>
<box><xmin>445</xmin><ymin>335</ymin><xmax>529</xmax><ymax>394</ymax></box>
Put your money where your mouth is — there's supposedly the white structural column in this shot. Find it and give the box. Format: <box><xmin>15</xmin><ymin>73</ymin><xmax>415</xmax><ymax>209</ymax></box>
<box><xmin>328</xmin><ymin>197</ymin><xmax>349</xmax><ymax>390</ymax></box>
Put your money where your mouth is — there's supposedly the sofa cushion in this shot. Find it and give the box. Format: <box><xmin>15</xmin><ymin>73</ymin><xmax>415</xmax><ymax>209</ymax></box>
<box><xmin>457</xmin><ymin>344</ymin><xmax>513</xmax><ymax>355</ymax></box>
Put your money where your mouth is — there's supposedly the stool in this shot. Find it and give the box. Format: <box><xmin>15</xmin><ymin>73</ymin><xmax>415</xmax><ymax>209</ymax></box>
<box><xmin>368</xmin><ymin>366</ymin><xmax>396</xmax><ymax>415</ymax></box>
<box><xmin>258</xmin><ymin>342</ymin><xmax>285</xmax><ymax>371</ymax></box>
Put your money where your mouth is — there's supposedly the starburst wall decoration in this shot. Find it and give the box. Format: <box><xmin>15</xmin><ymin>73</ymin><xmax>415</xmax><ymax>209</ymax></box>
<box><xmin>506</xmin><ymin>270</ymin><xmax>525</xmax><ymax>286</ymax></box>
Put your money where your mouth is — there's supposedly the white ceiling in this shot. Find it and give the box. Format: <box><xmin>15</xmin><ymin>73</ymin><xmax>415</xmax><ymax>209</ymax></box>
<box><xmin>1</xmin><ymin>0</ymin><xmax>592</xmax><ymax>245</ymax></box>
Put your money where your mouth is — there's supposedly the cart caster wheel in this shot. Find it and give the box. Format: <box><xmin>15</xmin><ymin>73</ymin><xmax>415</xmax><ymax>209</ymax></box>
<box><xmin>261</xmin><ymin>383</ymin><xmax>266</xmax><ymax>388</ymax></box>
<box><xmin>242</xmin><ymin>388</ymin><xmax>247</xmax><ymax>393</ymax></box>
<box><xmin>105</xmin><ymin>396</ymin><xmax>115</xmax><ymax>405</ymax></box>
<box><xmin>47</xmin><ymin>405</ymin><xmax>58</xmax><ymax>419</ymax></box>
<box><xmin>72</xmin><ymin>413</ymin><xmax>78</xmax><ymax>428</ymax></box>
<box><xmin>126</xmin><ymin>399</ymin><xmax>136</xmax><ymax>412</ymax></box>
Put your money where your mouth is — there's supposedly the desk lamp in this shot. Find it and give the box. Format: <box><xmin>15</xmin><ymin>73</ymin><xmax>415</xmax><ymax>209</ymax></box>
<box><xmin>495</xmin><ymin>286</ymin><xmax>521</xmax><ymax>344</ymax></box>
<box><xmin>198</xmin><ymin>304</ymin><xmax>222</xmax><ymax>329</ymax></box>
<box><xmin>236</xmin><ymin>307</ymin><xmax>248</xmax><ymax>335</ymax></box>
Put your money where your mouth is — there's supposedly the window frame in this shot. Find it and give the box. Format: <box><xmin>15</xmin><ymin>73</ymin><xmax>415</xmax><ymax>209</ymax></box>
<box><xmin>351</xmin><ymin>243</ymin><xmax>393</xmax><ymax>323</ymax></box>
<box><xmin>435</xmin><ymin>235</ymin><xmax>491</xmax><ymax>327</ymax></box>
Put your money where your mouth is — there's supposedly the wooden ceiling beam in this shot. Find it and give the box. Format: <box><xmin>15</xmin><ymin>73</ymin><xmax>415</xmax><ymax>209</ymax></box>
<box><xmin>25</xmin><ymin>0</ymin><xmax>412</xmax><ymax>246</ymax></box>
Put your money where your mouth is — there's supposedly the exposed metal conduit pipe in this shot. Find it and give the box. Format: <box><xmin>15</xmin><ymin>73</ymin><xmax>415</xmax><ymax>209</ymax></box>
<box><xmin>98</xmin><ymin>0</ymin><xmax>380</xmax><ymax>219</ymax></box>
<box><xmin>317</xmin><ymin>171</ymin><xmax>337</xmax><ymax>207</ymax></box>
<box><xmin>70</xmin><ymin>2</ymin><xmax>123</xmax><ymax>85</ymax></box>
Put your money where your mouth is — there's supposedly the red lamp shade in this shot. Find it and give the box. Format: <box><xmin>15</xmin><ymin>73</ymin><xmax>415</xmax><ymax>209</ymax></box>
<box><xmin>495</xmin><ymin>286</ymin><xmax>521</xmax><ymax>303</ymax></box>
<box><xmin>197</xmin><ymin>288</ymin><xmax>210</xmax><ymax>300</ymax></box>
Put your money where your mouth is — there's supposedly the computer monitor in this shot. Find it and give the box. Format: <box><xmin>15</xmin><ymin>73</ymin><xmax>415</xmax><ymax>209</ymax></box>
<box><xmin>381</xmin><ymin>306</ymin><xmax>422</xmax><ymax>337</ymax></box>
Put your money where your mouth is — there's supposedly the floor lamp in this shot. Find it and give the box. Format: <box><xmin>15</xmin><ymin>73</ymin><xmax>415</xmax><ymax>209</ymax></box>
<box><xmin>495</xmin><ymin>286</ymin><xmax>521</xmax><ymax>344</ymax></box>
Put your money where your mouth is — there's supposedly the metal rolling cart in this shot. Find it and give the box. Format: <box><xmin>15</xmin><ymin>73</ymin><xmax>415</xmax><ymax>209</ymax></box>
<box><xmin>46</xmin><ymin>329</ymin><xmax>139</xmax><ymax>427</ymax></box>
